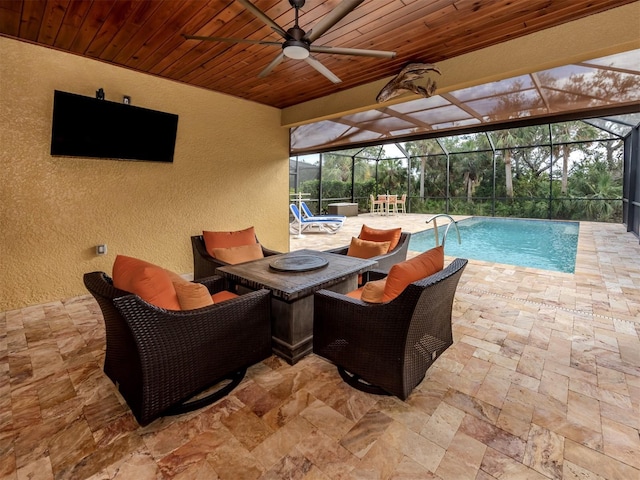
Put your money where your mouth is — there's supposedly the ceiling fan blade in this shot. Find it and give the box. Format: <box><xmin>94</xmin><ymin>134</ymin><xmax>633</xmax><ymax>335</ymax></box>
<box><xmin>258</xmin><ymin>52</ymin><xmax>285</xmax><ymax>78</ymax></box>
<box><xmin>236</xmin><ymin>0</ymin><xmax>289</xmax><ymax>40</ymax></box>
<box><xmin>310</xmin><ymin>45</ymin><xmax>396</xmax><ymax>58</ymax></box>
<box><xmin>305</xmin><ymin>56</ymin><xmax>342</xmax><ymax>84</ymax></box>
<box><xmin>303</xmin><ymin>0</ymin><xmax>365</xmax><ymax>44</ymax></box>
<box><xmin>183</xmin><ymin>34</ymin><xmax>281</xmax><ymax>46</ymax></box>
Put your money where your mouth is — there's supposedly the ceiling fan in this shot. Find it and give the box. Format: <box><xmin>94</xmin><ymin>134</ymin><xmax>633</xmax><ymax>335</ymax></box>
<box><xmin>183</xmin><ymin>0</ymin><xmax>396</xmax><ymax>83</ymax></box>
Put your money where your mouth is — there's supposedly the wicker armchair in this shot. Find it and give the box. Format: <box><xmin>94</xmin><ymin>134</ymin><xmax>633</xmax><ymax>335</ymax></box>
<box><xmin>84</xmin><ymin>272</ymin><xmax>272</xmax><ymax>425</ymax></box>
<box><xmin>313</xmin><ymin>258</ymin><xmax>467</xmax><ymax>400</ymax></box>
<box><xmin>324</xmin><ymin>231</ymin><xmax>411</xmax><ymax>275</ymax></box>
<box><xmin>191</xmin><ymin>235</ymin><xmax>280</xmax><ymax>280</ymax></box>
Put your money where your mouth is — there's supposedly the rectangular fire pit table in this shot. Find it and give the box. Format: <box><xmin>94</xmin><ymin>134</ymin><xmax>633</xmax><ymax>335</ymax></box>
<box><xmin>216</xmin><ymin>249</ymin><xmax>377</xmax><ymax>364</ymax></box>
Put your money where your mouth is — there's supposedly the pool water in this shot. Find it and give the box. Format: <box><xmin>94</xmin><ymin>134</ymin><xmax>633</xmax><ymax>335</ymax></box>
<box><xmin>409</xmin><ymin>217</ymin><xmax>579</xmax><ymax>273</ymax></box>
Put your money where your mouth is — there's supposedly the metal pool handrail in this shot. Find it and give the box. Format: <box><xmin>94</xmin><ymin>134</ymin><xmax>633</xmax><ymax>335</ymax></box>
<box><xmin>426</xmin><ymin>214</ymin><xmax>461</xmax><ymax>248</ymax></box>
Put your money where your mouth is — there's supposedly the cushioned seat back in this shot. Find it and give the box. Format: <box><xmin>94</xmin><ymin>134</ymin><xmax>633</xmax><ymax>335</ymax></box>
<box><xmin>347</xmin><ymin>246</ymin><xmax>444</xmax><ymax>303</ymax></box>
<box><xmin>358</xmin><ymin>225</ymin><xmax>402</xmax><ymax>252</ymax></box>
<box><xmin>202</xmin><ymin>226</ymin><xmax>263</xmax><ymax>264</ymax></box>
<box><xmin>112</xmin><ymin>255</ymin><xmax>181</xmax><ymax>310</ymax></box>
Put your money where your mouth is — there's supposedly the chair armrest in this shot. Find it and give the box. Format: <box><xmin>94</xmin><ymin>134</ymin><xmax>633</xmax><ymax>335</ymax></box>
<box><xmin>194</xmin><ymin>275</ymin><xmax>227</xmax><ymax>294</ymax></box>
<box><xmin>114</xmin><ymin>288</ymin><xmax>271</xmax><ymax>325</ymax></box>
<box><xmin>370</xmin><ymin>232</ymin><xmax>411</xmax><ymax>273</ymax></box>
<box><xmin>363</xmin><ymin>269</ymin><xmax>389</xmax><ymax>283</ymax></box>
<box><xmin>261</xmin><ymin>246</ymin><xmax>281</xmax><ymax>257</ymax></box>
<box><xmin>192</xmin><ymin>235</ymin><xmax>224</xmax><ymax>279</ymax></box>
<box><xmin>323</xmin><ymin>245</ymin><xmax>349</xmax><ymax>255</ymax></box>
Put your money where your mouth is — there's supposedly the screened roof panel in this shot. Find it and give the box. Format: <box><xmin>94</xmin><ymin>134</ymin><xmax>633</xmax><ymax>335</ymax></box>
<box><xmin>544</xmin><ymin>90</ymin><xmax>611</xmax><ymax>111</ymax></box>
<box><xmin>290</xmin><ymin>121</ymin><xmax>352</xmax><ymax>150</ymax></box>
<box><xmin>336</xmin><ymin>128</ymin><xmax>383</xmax><ymax>144</ymax></box>
<box><xmin>342</xmin><ymin>110</ymin><xmax>390</xmax><ymax>123</ymax></box>
<box><xmin>389</xmin><ymin>95</ymin><xmax>451</xmax><ymax>114</ymax></box>
<box><xmin>468</xmin><ymin>89</ymin><xmax>546</xmax><ymax>118</ymax></box>
<box><xmin>580</xmin><ymin>50</ymin><xmax>640</xmax><ymax>69</ymax></box>
<box><xmin>389</xmin><ymin>128</ymin><xmax>422</xmax><ymax>136</ymax></box>
<box><xmin>452</xmin><ymin>75</ymin><xmax>536</xmax><ymax>102</ymax></box>
<box><xmin>407</xmin><ymin>104</ymin><xmax>473</xmax><ymax>124</ymax></box>
<box><xmin>354</xmin><ymin>116</ymin><xmax>417</xmax><ymax>133</ymax></box>
<box><xmin>430</xmin><ymin>118</ymin><xmax>483</xmax><ymax>130</ymax></box>
<box><xmin>291</xmin><ymin>49</ymin><xmax>640</xmax><ymax>155</ymax></box>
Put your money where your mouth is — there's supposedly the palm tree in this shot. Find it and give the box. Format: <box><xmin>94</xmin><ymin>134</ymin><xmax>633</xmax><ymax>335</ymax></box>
<box><xmin>492</xmin><ymin>129</ymin><xmax>519</xmax><ymax>198</ymax></box>
<box><xmin>405</xmin><ymin>139</ymin><xmax>443</xmax><ymax>198</ymax></box>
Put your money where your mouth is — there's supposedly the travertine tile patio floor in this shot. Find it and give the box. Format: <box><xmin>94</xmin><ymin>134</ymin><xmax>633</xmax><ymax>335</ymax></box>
<box><xmin>1</xmin><ymin>214</ymin><xmax>639</xmax><ymax>479</ymax></box>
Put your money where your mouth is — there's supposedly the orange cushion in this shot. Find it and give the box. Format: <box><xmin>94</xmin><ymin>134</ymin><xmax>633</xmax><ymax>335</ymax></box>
<box><xmin>173</xmin><ymin>281</ymin><xmax>214</xmax><ymax>310</ymax></box>
<box><xmin>203</xmin><ymin>226</ymin><xmax>257</xmax><ymax>256</ymax></box>
<box><xmin>212</xmin><ymin>290</ymin><xmax>239</xmax><ymax>303</ymax></box>
<box><xmin>360</xmin><ymin>279</ymin><xmax>387</xmax><ymax>303</ymax></box>
<box><xmin>346</xmin><ymin>288</ymin><xmax>363</xmax><ymax>300</ymax></box>
<box><xmin>208</xmin><ymin>244</ymin><xmax>264</xmax><ymax>264</ymax></box>
<box><xmin>164</xmin><ymin>268</ymin><xmax>188</xmax><ymax>285</ymax></box>
<box><xmin>383</xmin><ymin>246</ymin><xmax>444</xmax><ymax>302</ymax></box>
<box><xmin>346</xmin><ymin>237</ymin><xmax>391</xmax><ymax>259</ymax></box>
<box><xmin>358</xmin><ymin>225</ymin><xmax>402</xmax><ymax>252</ymax></box>
<box><xmin>112</xmin><ymin>255</ymin><xmax>181</xmax><ymax>310</ymax></box>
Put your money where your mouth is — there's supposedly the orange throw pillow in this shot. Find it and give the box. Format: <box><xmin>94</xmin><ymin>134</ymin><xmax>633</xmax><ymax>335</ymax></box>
<box><xmin>358</xmin><ymin>225</ymin><xmax>402</xmax><ymax>252</ymax></box>
<box><xmin>173</xmin><ymin>281</ymin><xmax>214</xmax><ymax>310</ymax></box>
<box><xmin>112</xmin><ymin>255</ymin><xmax>181</xmax><ymax>310</ymax></box>
<box><xmin>203</xmin><ymin>226</ymin><xmax>257</xmax><ymax>257</ymax></box>
<box><xmin>208</xmin><ymin>243</ymin><xmax>264</xmax><ymax>264</ymax></box>
<box><xmin>383</xmin><ymin>246</ymin><xmax>444</xmax><ymax>302</ymax></box>
<box><xmin>346</xmin><ymin>237</ymin><xmax>391</xmax><ymax>259</ymax></box>
<box><xmin>359</xmin><ymin>278</ymin><xmax>387</xmax><ymax>303</ymax></box>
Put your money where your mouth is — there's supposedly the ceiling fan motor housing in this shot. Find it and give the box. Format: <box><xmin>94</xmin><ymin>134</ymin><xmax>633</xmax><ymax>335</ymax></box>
<box><xmin>283</xmin><ymin>25</ymin><xmax>310</xmax><ymax>59</ymax></box>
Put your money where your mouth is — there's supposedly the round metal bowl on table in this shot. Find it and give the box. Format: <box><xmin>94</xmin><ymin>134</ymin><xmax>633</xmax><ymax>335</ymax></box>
<box><xmin>269</xmin><ymin>255</ymin><xmax>329</xmax><ymax>273</ymax></box>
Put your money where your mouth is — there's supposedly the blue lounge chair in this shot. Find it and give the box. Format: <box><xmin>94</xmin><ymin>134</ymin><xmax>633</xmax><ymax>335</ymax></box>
<box><xmin>300</xmin><ymin>202</ymin><xmax>346</xmax><ymax>222</ymax></box>
<box><xmin>290</xmin><ymin>204</ymin><xmax>344</xmax><ymax>234</ymax></box>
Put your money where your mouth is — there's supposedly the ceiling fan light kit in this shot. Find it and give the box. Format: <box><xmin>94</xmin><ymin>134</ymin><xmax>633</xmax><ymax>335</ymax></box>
<box><xmin>184</xmin><ymin>0</ymin><xmax>396</xmax><ymax>83</ymax></box>
<box><xmin>283</xmin><ymin>41</ymin><xmax>310</xmax><ymax>59</ymax></box>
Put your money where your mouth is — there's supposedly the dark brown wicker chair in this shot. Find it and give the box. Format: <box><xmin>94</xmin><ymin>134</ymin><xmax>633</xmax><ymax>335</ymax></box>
<box><xmin>84</xmin><ymin>272</ymin><xmax>272</xmax><ymax>425</ymax></box>
<box><xmin>313</xmin><ymin>258</ymin><xmax>467</xmax><ymax>400</ymax></box>
<box><xmin>191</xmin><ymin>235</ymin><xmax>280</xmax><ymax>280</ymax></box>
<box><xmin>323</xmin><ymin>231</ymin><xmax>412</xmax><ymax>276</ymax></box>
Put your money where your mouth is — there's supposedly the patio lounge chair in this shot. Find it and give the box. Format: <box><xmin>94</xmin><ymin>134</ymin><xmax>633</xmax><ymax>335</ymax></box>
<box><xmin>290</xmin><ymin>204</ymin><xmax>344</xmax><ymax>234</ymax></box>
<box><xmin>84</xmin><ymin>272</ymin><xmax>272</xmax><ymax>425</ymax></box>
<box><xmin>191</xmin><ymin>233</ymin><xmax>280</xmax><ymax>280</ymax></box>
<box><xmin>313</xmin><ymin>257</ymin><xmax>468</xmax><ymax>400</ymax></box>
<box><xmin>324</xmin><ymin>231</ymin><xmax>411</xmax><ymax>274</ymax></box>
<box><xmin>300</xmin><ymin>201</ymin><xmax>346</xmax><ymax>221</ymax></box>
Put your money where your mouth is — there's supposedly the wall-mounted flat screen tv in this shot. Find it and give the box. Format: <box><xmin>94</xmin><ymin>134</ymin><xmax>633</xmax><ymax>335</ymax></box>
<box><xmin>50</xmin><ymin>90</ymin><xmax>178</xmax><ymax>162</ymax></box>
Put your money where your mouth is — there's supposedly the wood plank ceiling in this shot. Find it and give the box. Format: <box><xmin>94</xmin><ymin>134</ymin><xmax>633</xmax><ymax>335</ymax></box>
<box><xmin>0</xmin><ymin>0</ymin><xmax>635</xmax><ymax>109</ymax></box>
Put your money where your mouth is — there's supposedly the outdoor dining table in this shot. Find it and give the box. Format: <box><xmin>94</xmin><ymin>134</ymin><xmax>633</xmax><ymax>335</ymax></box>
<box><xmin>377</xmin><ymin>194</ymin><xmax>397</xmax><ymax>215</ymax></box>
<box><xmin>216</xmin><ymin>249</ymin><xmax>377</xmax><ymax>364</ymax></box>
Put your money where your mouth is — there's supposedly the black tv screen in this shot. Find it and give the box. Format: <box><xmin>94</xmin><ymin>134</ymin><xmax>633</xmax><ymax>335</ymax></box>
<box><xmin>50</xmin><ymin>90</ymin><xmax>178</xmax><ymax>162</ymax></box>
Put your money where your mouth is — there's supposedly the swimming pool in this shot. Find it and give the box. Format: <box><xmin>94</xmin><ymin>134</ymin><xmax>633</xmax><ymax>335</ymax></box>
<box><xmin>409</xmin><ymin>217</ymin><xmax>579</xmax><ymax>273</ymax></box>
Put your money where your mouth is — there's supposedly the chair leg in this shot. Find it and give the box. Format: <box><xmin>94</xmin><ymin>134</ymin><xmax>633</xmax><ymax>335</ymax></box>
<box><xmin>337</xmin><ymin>366</ymin><xmax>391</xmax><ymax>396</ymax></box>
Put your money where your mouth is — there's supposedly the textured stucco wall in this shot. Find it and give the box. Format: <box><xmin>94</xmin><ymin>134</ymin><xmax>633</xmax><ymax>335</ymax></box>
<box><xmin>0</xmin><ymin>37</ymin><xmax>290</xmax><ymax>311</ymax></box>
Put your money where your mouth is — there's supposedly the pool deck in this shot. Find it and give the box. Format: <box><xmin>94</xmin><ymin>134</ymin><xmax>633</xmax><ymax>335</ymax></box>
<box><xmin>2</xmin><ymin>213</ymin><xmax>639</xmax><ymax>479</ymax></box>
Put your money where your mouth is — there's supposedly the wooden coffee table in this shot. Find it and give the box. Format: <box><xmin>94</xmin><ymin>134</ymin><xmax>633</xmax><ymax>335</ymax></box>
<box><xmin>216</xmin><ymin>249</ymin><xmax>377</xmax><ymax>364</ymax></box>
